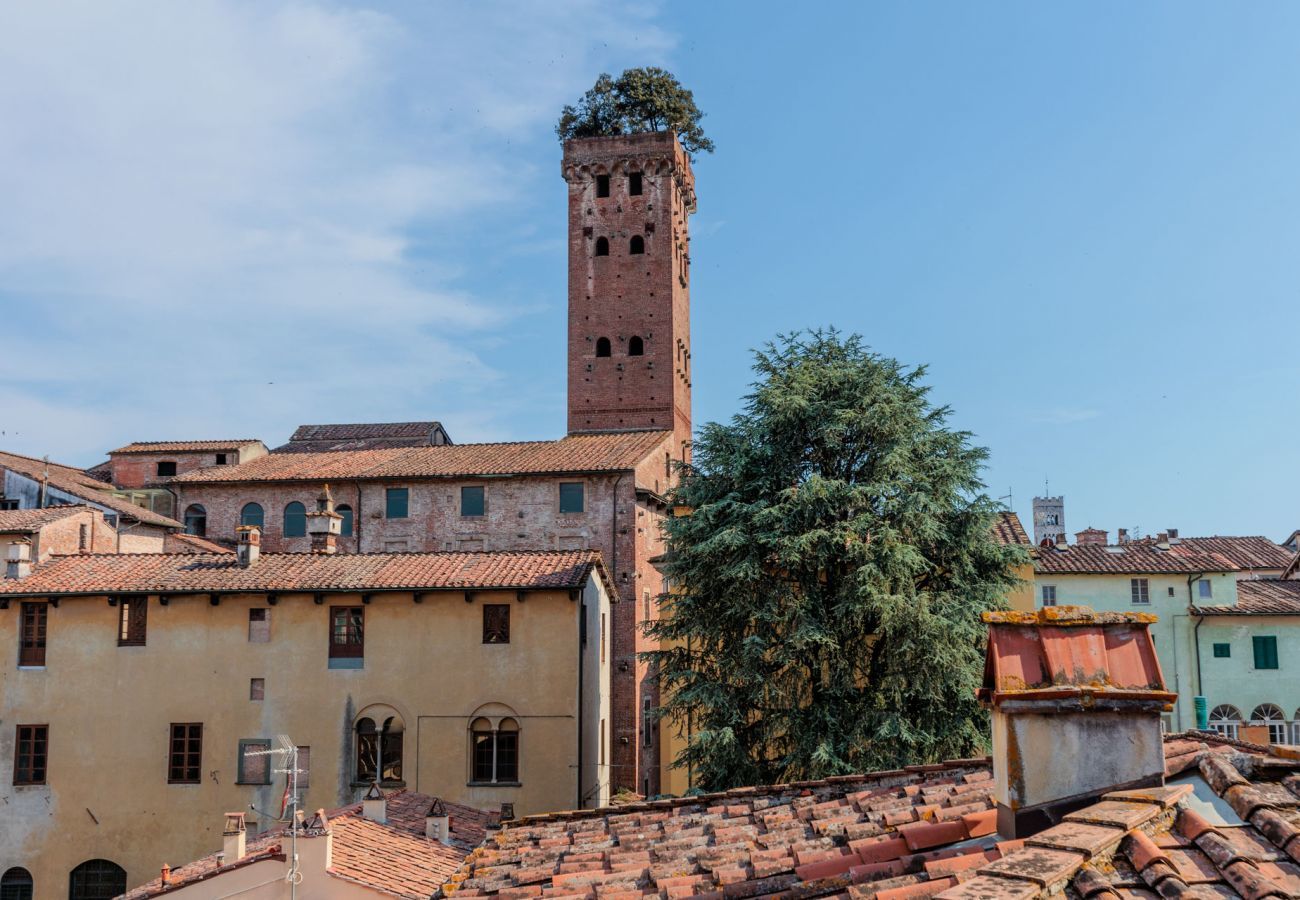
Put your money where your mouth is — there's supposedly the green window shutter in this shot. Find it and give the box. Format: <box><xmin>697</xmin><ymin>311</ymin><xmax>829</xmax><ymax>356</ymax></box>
<box><xmin>283</xmin><ymin>502</ymin><xmax>306</xmax><ymax>537</ymax></box>
<box><xmin>1253</xmin><ymin>635</ymin><xmax>1279</xmax><ymax>670</ymax></box>
<box><xmin>461</xmin><ymin>486</ymin><xmax>485</xmax><ymax>517</ymax></box>
<box><xmin>1212</xmin><ymin>643</ymin><xmax>1231</xmax><ymax>658</ymax></box>
<box><xmin>385</xmin><ymin>488</ymin><xmax>409</xmax><ymax>519</ymax></box>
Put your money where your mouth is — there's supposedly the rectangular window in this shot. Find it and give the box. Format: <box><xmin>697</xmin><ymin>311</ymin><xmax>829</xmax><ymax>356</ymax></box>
<box><xmin>643</xmin><ymin>699</ymin><xmax>652</xmax><ymax>748</ymax></box>
<box><xmin>1130</xmin><ymin>578</ymin><xmax>1150</xmax><ymax>605</ymax></box>
<box><xmin>79</xmin><ymin>523</ymin><xmax>88</xmax><ymax>550</ymax></box>
<box><xmin>1254</xmin><ymin>635</ymin><xmax>1279</xmax><ymax>670</ymax></box>
<box><xmin>596</xmin><ymin>174</ymin><xmax>610</xmax><ymax>198</ymax></box>
<box><xmin>559</xmin><ymin>482</ymin><xmax>584</xmax><ymax>514</ymax></box>
<box><xmin>13</xmin><ymin>724</ymin><xmax>47</xmax><ymax>785</ymax></box>
<box><xmin>168</xmin><ymin>723</ymin><xmax>203</xmax><ymax>784</ymax></box>
<box><xmin>216</xmin><ymin>453</ymin><xmax>228</xmax><ymax>465</ymax></box>
<box><xmin>496</xmin><ymin>730</ymin><xmax>518</xmax><ymax>782</ymax></box>
<box><xmin>1041</xmin><ymin>585</ymin><xmax>1057</xmax><ymax>606</ymax></box>
<box><xmin>250</xmin><ymin>678</ymin><xmax>265</xmax><ymax>701</ymax></box>
<box><xmin>628</xmin><ymin>172</ymin><xmax>643</xmax><ymax>196</ymax></box>
<box><xmin>0</xmin><ymin>498</ymin><xmax>18</xmax><ymax>511</ymax></box>
<box><xmin>118</xmin><ymin>597</ymin><xmax>147</xmax><ymax>646</ymax></box>
<box><xmin>248</xmin><ymin>608</ymin><xmax>270</xmax><ymax>642</ymax></box>
<box><xmin>461</xmin><ymin>486</ymin><xmax>485</xmax><ymax>517</ymax></box>
<box><xmin>385</xmin><ymin>488</ymin><xmax>409</xmax><ymax>519</ymax></box>
<box><xmin>1199</xmin><ymin>580</ymin><xmax>1213</xmax><ymax>599</ymax></box>
<box><xmin>483</xmin><ymin>605</ymin><xmax>510</xmax><ymax>644</ymax></box>
<box><xmin>156</xmin><ymin>461</ymin><xmax>177</xmax><ymax>477</ymax></box>
<box><xmin>296</xmin><ymin>746</ymin><xmax>310</xmax><ymax>789</ymax></box>
<box><xmin>329</xmin><ymin>607</ymin><xmax>364</xmax><ymax>658</ymax></box>
<box><xmin>644</xmin><ymin>590</ymin><xmax>652</xmax><ymax>622</ymax></box>
<box><xmin>19</xmin><ymin>602</ymin><xmax>46</xmax><ymax>667</ymax></box>
<box><xmin>237</xmin><ymin>739</ymin><xmax>271</xmax><ymax>785</ymax></box>
<box><xmin>472</xmin><ymin>731</ymin><xmax>494</xmax><ymax>782</ymax></box>
<box><xmin>1213</xmin><ymin>643</ymin><xmax>1231</xmax><ymax>658</ymax></box>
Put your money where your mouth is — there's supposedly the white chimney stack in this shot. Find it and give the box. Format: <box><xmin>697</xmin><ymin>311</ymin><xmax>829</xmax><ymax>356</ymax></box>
<box><xmin>362</xmin><ymin>783</ymin><xmax>387</xmax><ymax>824</ymax></box>
<box><xmin>425</xmin><ymin>798</ymin><xmax>451</xmax><ymax>844</ymax></box>
<box><xmin>5</xmin><ymin>539</ymin><xmax>32</xmax><ymax>580</ymax></box>
<box><xmin>306</xmin><ymin>484</ymin><xmax>343</xmax><ymax>555</ymax></box>
<box><xmin>236</xmin><ymin>526</ymin><xmax>261</xmax><ymax>568</ymax></box>
<box><xmin>222</xmin><ymin>812</ymin><xmax>247</xmax><ymax>861</ymax></box>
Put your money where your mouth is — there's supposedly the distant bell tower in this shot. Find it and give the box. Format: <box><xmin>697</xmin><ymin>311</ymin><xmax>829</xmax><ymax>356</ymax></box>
<box><xmin>1033</xmin><ymin>495</ymin><xmax>1066</xmax><ymax>546</ymax></box>
<box><xmin>562</xmin><ymin>132</ymin><xmax>695</xmax><ymax>458</ymax></box>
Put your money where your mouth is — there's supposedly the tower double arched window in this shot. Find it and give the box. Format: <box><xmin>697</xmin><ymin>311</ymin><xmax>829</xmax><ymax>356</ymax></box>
<box><xmin>355</xmin><ymin>712</ymin><xmax>404</xmax><ymax>785</ymax></box>
<box><xmin>471</xmin><ymin>717</ymin><xmax>519</xmax><ymax>784</ymax></box>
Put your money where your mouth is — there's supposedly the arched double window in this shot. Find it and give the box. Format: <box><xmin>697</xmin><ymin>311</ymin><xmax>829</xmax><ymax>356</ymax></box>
<box><xmin>356</xmin><ymin>711</ymin><xmax>403</xmax><ymax>785</ymax></box>
<box><xmin>595</xmin><ymin>337</ymin><xmax>611</xmax><ymax>358</ymax></box>
<box><xmin>1209</xmin><ymin>704</ymin><xmax>1242</xmax><ymax>739</ymax></box>
<box><xmin>183</xmin><ymin>504</ymin><xmax>207</xmax><ymax>536</ymax></box>
<box><xmin>337</xmin><ymin>503</ymin><xmax>354</xmax><ymax>538</ymax></box>
<box><xmin>1</xmin><ymin>867</ymin><xmax>33</xmax><ymax>900</ymax></box>
<box><xmin>1251</xmin><ymin>704</ymin><xmax>1287</xmax><ymax>744</ymax></box>
<box><xmin>239</xmin><ymin>503</ymin><xmax>264</xmax><ymax>529</ymax></box>
<box><xmin>471</xmin><ymin>716</ymin><xmax>519</xmax><ymax>784</ymax></box>
<box><xmin>68</xmin><ymin>860</ymin><xmax>125</xmax><ymax>900</ymax></box>
<box><xmin>629</xmin><ymin>235</ymin><xmax>645</xmax><ymax>255</ymax></box>
<box><xmin>628</xmin><ymin>336</ymin><xmax>644</xmax><ymax>356</ymax></box>
<box><xmin>283</xmin><ymin>502</ymin><xmax>306</xmax><ymax>538</ymax></box>
<box><xmin>594</xmin><ymin>237</ymin><xmax>609</xmax><ymax>257</ymax></box>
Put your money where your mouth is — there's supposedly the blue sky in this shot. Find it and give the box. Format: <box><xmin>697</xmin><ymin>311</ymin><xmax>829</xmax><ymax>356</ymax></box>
<box><xmin>2</xmin><ymin>2</ymin><xmax>1298</xmax><ymax>539</ymax></box>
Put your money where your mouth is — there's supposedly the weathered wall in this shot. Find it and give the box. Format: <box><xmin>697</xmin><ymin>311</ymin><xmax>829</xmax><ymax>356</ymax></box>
<box><xmin>1193</xmin><ymin>614</ymin><xmax>1300</xmax><ymax>737</ymax></box>
<box><xmin>110</xmin><ymin>445</ymin><xmax>268</xmax><ymax>490</ymax></box>
<box><xmin>0</xmin><ymin>510</ymin><xmax>117</xmax><ymax>564</ymax></box>
<box><xmin>0</xmin><ymin>582</ymin><xmax>606</xmax><ymax>900</ymax></box>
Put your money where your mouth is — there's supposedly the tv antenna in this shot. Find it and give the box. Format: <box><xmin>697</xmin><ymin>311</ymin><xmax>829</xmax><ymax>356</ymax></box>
<box><xmin>244</xmin><ymin>735</ymin><xmax>306</xmax><ymax>897</ymax></box>
<box><xmin>998</xmin><ymin>487</ymin><xmax>1013</xmax><ymax>510</ymax></box>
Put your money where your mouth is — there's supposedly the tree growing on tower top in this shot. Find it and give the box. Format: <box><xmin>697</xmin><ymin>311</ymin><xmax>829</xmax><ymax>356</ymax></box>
<box><xmin>556</xmin><ymin>67</ymin><xmax>715</xmax><ymax>155</ymax></box>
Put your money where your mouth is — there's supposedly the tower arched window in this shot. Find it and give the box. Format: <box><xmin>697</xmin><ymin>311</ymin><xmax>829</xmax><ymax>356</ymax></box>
<box><xmin>240</xmin><ymin>503</ymin><xmax>264</xmax><ymax>529</ymax></box>
<box><xmin>594</xmin><ymin>237</ymin><xmax>609</xmax><ymax>257</ymax></box>
<box><xmin>629</xmin><ymin>235</ymin><xmax>645</xmax><ymax>255</ymax></box>
<box><xmin>183</xmin><ymin>504</ymin><xmax>207</xmax><ymax>536</ymax></box>
<box><xmin>628</xmin><ymin>336</ymin><xmax>644</xmax><ymax>356</ymax></box>
<box><xmin>283</xmin><ymin>502</ymin><xmax>306</xmax><ymax>538</ymax></box>
<box><xmin>68</xmin><ymin>860</ymin><xmax>125</xmax><ymax>900</ymax></box>
<box><xmin>355</xmin><ymin>712</ymin><xmax>404</xmax><ymax>785</ymax></box>
<box><xmin>1</xmin><ymin>867</ymin><xmax>33</xmax><ymax>900</ymax></box>
<box><xmin>336</xmin><ymin>504</ymin><xmax>353</xmax><ymax>537</ymax></box>
<box><xmin>595</xmin><ymin>337</ymin><xmax>611</xmax><ymax>358</ymax></box>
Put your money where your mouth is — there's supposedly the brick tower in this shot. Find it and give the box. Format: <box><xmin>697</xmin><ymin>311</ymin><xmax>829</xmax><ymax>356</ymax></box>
<box><xmin>562</xmin><ymin>131</ymin><xmax>695</xmax><ymax>459</ymax></box>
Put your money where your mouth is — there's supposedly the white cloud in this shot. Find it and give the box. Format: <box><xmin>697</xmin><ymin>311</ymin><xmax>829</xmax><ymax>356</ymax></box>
<box><xmin>0</xmin><ymin>0</ymin><xmax>673</xmax><ymax>461</ymax></box>
<box><xmin>1031</xmin><ymin>407</ymin><xmax>1102</xmax><ymax>425</ymax></box>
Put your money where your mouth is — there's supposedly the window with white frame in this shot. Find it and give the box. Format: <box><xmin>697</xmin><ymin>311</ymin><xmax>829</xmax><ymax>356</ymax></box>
<box><xmin>1198</xmin><ymin>579</ymin><xmax>1213</xmax><ymax>600</ymax></box>
<box><xmin>1208</xmin><ymin>704</ymin><xmax>1242</xmax><ymax>739</ymax></box>
<box><xmin>1130</xmin><ymin>578</ymin><xmax>1150</xmax><ymax>605</ymax></box>
<box><xmin>1252</xmin><ymin>704</ymin><xmax>1287</xmax><ymax>744</ymax></box>
<box><xmin>1040</xmin><ymin>585</ymin><xmax>1057</xmax><ymax>606</ymax></box>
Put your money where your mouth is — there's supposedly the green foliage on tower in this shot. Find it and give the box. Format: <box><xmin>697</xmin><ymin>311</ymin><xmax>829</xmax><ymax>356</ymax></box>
<box><xmin>647</xmin><ymin>330</ymin><xmax>1025</xmax><ymax>790</ymax></box>
<box><xmin>557</xmin><ymin>68</ymin><xmax>714</xmax><ymax>155</ymax></box>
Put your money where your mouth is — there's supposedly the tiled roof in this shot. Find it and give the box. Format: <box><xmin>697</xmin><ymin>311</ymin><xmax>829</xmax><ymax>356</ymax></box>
<box><xmin>162</xmin><ymin>532</ymin><xmax>234</xmax><ymax>554</ymax></box>
<box><xmin>0</xmin><ymin>549</ymin><xmax>607</xmax><ymax>597</ymax></box>
<box><xmin>1129</xmin><ymin>536</ymin><xmax>1295</xmax><ymax>571</ymax></box>
<box><xmin>1033</xmin><ymin>541</ymin><xmax>1240</xmax><ymax>575</ymax></box>
<box><xmin>173</xmin><ymin>431</ymin><xmax>671</xmax><ymax>484</ymax></box>
<box><xmin>125</xmin><ymin>790</ymin><xmax>493</xmax><ymax>900</ymax></box>
<box><xmin>108</xmin><ymin>440</ymin><xmax>263</xmax><ymax>455</ymax></box>
<box><xmin>1194</xmin><ymin>579</ymin><xmax>1300</xmax><ymax>616</ymax></box>
<box><xmin>275</xmin><ymin>422</ymin><xmax>452</xmax><ymax>453</ymax></box>
<box><xmin>0</xmin><ymin>450</ymin><xmax>181</xmax><ymax>529</ymax></box>
<box><xmin>991</xmin><ymin>511</ymin><xmax>1031</xmax><ymax>547</ymax></box>
<box><xmin>0</xmin><ymin>505</ymin><xmax>91</xmax><ymax>533</ymax></box>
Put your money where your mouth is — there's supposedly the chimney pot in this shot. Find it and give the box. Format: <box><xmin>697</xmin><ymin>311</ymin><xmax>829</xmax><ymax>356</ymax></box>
<box><xmin>1118</xmin><ymin>528</ymin><xmax>1129</xmax><ymax>544</ymax></box>
<box><xmin>1156</xmin><ymin>532</ymin><xmax>1170</xmax><ymax>550</ymax></box>
<box><xmin>5</xmin><ymin>538</ymin><xmax>32</xmax><ymax>580</ymax></box>
<box><xmin>362</xmin><ymin>783</ymin><xmax>387</xmax><ymax>824</ymax></box>
<box><xmin>222</xmin><ymin>811</ymin><xmax>247</xmax><ymax>861</ymax></box>
<box><xmin>425</xmin><ymin>797</ymin><xmax>451</xmax><ymax>843</ymax></box>
<box><xmin>306</xmin><ymin>484</ymin><xmax>343</xmax><ymax>555</ymax></box>
<box><xmin>236</xmin><ymin>526</ymin><xmax>261</xmax><ymax>568</ymax></box>
<box><xmin>1054</xmin><ymin>533</ymin><xmax>1067</xmax><ymax>547</ymax></box>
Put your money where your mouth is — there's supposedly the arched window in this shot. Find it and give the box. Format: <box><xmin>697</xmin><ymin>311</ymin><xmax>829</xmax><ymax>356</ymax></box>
<box><xmin>68</xmin><ymin>860</ymin><xmax>125</xmax><ymax>900</ymax></box>
<box><xmin>629</xmin><ymin>235</ymin><xmax>645</xmax><ymax>255</ymax></box>
<box><xmin>471</xmin><ymin>716</ymin><xmax>520</xmax><ymax>784</ymax></box>
<box><xmin>1252</xmin><ymin>704</ymin><xmax>1287</xmax><ymax>744</ymax></box>
<box><xmin>337</xmin><ymin>504</ymin><xmax>354</xmax><ymax>538</ymax></box>
<box><xmin>595</xmin><ymin>337</ymin><xmax>611</xmax><ymax>358</ymax></box>
<box><xmin>1209</xmin><ymin>704</ymin><xmax>1243</xmax><ymax>739</ymax></box>
<box><xmin>594</xmin><ymin>237</ymin><xmax>609</xmax><ymax>257</ymax></box>
<box><xmin>1</xmin><ymin>867</ymin><xmax>33</xmax><ymax>900</ymax></box>
<box><xmin>239</xmin><ymin>503</ymin><xmax>264</xmax><ymax>529</ymax></box>
<box><xmin>283</xmin><ymin>502</ymin><xmax>306</xmax><ymax>538</ymax></box>
<box><xmin>183</xmin><ymin>504</ymin><xmax>207</xmax><ymax>537</ymax></box>
<box><xmin>356</xmin><ymin>713</ymin><xmax>403</xmax><ymax>785</ymax></box>
<box><xmin>628</xmin><ymin>336</ymin><xmax>644</xmax><ymax>356</ymax></box>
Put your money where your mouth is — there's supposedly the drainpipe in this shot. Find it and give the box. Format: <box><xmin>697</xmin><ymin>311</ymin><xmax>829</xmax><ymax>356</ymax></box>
<box><xmin>1188</xmin><ymin>574</ymin><xmax>1204</xmax><ymax>694</ymax></box>
<box><xmin>577</xmin><ymin>598</ymin><xmax>587</xmax><ymax>809</ymax></box>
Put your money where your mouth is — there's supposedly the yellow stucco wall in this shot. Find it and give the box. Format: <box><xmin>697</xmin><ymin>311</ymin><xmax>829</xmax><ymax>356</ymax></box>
<box><xmin>0</xmin><ymin>581</ymin><xmax>610</xmax><ymax>900</ymax></box>
<box><xmin>1005</xmin><ymin>561</ymin><xmax>1036</xmax><ymax>613</ymax></box>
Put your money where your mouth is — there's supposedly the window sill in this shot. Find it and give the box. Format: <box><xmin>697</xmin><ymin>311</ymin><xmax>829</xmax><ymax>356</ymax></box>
<box><xmin>236</xmin><ymin>781</ymin><xmax>273</xmax><ymax>787</ymax></box>
<box><xmin>328</xmin><ymin>658</ymin><xmax>364</xmax><ymax>670</ymax></box>
<box><xmin>350</xmin><ymin>780</ymin><xmax>405</xmax><ymax>790</ymax></box>
<box><xmin>17</xmin><ymin>666</ymin><xmax>46</xmax><ymax>671</ymax></box>
<box><xmin>467</xmin><ymin>781</ymin><xmax>522</xmax><ymax>788</ymax></box>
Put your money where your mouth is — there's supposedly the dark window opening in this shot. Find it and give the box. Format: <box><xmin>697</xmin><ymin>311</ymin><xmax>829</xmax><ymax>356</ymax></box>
<box><xmin>0</xmin><ymin>499</ymin><xmax>17</xmax><ymax>511</ymax></box>
<box><xmin>68</xmin><ymin>860</ymin><xmax>125</xmax><ymax>900</ymax></box>
<box><xmin>215</xmin><ymin>453</ymin><xmax>228</xmax><ymax>465</ymax></box>
<box><xmin>118</xmin><ymin>598</ymin><xmax>146</xmax><ymax>646</ymax></box>
<box><xmin>336</xmin><ymin>504</ymin><xmax>354</xmax><ymax>537</ymax></box>
<box><xmin>283</xmin><ymin>501</ymin><xmax>306</xmax><ymax>537</ymax></box>
<box><xmin>18</xmin><ymin>603</ymin><xmax>45</xmax><ymax>667</ymax></box>
<box><xmin>240</xmin><ymin>503</ymin><xmax>264</xmax><ymax>529</ymax></box>
<box><xmin>355</xmin><ymin>716</ymin><xmax>403</xmax><ymax>784</ymax></box>
<box><xmin>184</xmin><ymin>504</ymin><xmax>207</xmax><ymax>536</ymax></box>
<box><xmin>385</xmin><ymin>488</ymin><xmax>408</xmax><ymax>519</ymax></box>
<box><xmin>156</xmin><ymin>461</ymin><xmax>177</xmax><ymax>477</ymax></box>
<box><xmin>168</xmin><ymin>723</ymin><xmax>203</xmax><ymax>783</ymax></box>
<box><xmin>13</xmin><ymin>725</ymin><xmax>47</xmax><ymax>785</ymax></box>
<box><xmin>628</xmin><ymin>172</ymin><xmax>642</xmax><ymax>195</ymax></box>
<box><xmin>78</xmin><ymin>524</ymin><xmax>88</xmax><ymax>550</ymax></box>
<box><xmin>595</xmin><ymin>174</ymin><xmax>609</xmax><ymax>197</ymax></box>
<box><xmin>628</xmin><ymin>335</ymin><xmax>644</xmax><ymax>356</ymax></box>
<box><xmin>461</xmin><ymin>486</ymin><xmax>485</xmax><ymax>518</ymax></box>
<box><xmin>559</xmin><ymin>482</ymin><xmax>584</xmax><ymax>514</ymax></box>
<box><xmin>629</xmin><ymin>235</ymin><xmax>645</xmax><ymax>255</ymax></box>
<box><xmin>595</xmin><ymin>337</ymin><xmax>611</xmax><ymax>357</ymax></box>
<box><xmin>1</xmin><ymin>867</ymin><xmax>33</xmax><ymax>900</ymax></box>
<box><xmin>594</xmin><ymin>236</ymin><xmax>609</xmax><ymax>257</ymax></box>
<box><xmin>483</xmin><ymin>605</ymin><xmax>510</xmax><ymax>644</ymax></box>
<box><xmin>330</xmin><ymin>607</ymin><xmax>364</xmax><ymax>658</ymax></box>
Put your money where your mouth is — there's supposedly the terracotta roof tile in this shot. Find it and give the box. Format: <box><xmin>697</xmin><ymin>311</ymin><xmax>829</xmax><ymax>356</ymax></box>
<box><xmin>991</xmin><ymin>512</ymin><xmax>1032</xmax><ymax>547</ymax></box>
<box><xmin>1128</xmin><ymin>536</ymin><xmax>1294</xmax><ymax>571</ymax></box>
<box><xmin>1194</xmin><ymin>580</ymin><xmax>1300</xmax><ymax>616</ymax></box>
<box><xmin>0</xmin><ymin>549</ymin><xmax>607</xmax><ymax>597</ymax></box>
<box><xmin>275</xmin><ymin>421</ymin><xmax>450</xmax><ymax>453</ymax></box>
<box><xmin>0</xmin><ymin>504</ymin><xmax>91</xmax><ymax>532</ymax></box>
<box><xmin>1033</xmin><ymin>542</ymin><xmax>1240</xmax><ymax>575</ymax></box>
<box><xmin>162</xmin><ymin>532</ymin><xmax>234</xmax><ymax>554</ymax></box>
<box><xmin>108</xmin><ymin>440</ymin><xmax>264</xmax><ymax>455</ymax></box>
<box><xmin>0</xmin><ymin>450</ymin><xmax>181</xmax><ymax>528</ymax></box>
<box><xmin>173</xmin><ymin>431</ymin><xmax>671</xmax><ymax>484</ymax></box>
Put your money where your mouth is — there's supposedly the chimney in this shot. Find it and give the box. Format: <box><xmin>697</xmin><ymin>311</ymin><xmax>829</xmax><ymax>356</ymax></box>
<box><xmin>306</xmin><ymin>484</ymin><xmax>342</xmax><ymax>555</ymax></box>
<box><xmin>1117</xmin><ymin>528</ymin><xmax>1129</xmax><ymax>544</ymax></box>
<box><xmin>5</xmin><ymin>539</ymin><xmax>32</xmax><ymax>580</ymax></box>
<box><xmin>979</xmin><ymin>606</ymin><xmax>1173</xmax><ymax>837</ymax></box>
<box><xmin>236</xmin><ymin>526</ymin><xmax>261</xmax><ymax>567</ymax></box>
<box><xmin>1074</xmin><ymin>528</ymin><xmax>1108</xmax><ymax>546</ymax></box>
<box><xmin>1155</xmin><ymin>531</ymin><xmax>1170</xmax><ymax>550</ymax></box>
<box><xmin>1054</xmin><ymin>533</ymin><xmax>1067</xmax><ymax>548</ymax></box>
<box><xmin>362</xmin><ymin>783</ymin><xmax>387</xmax><ymax>824</ymax></box>
<box><xmin>160</xmin><ymin>864</ymin><xmax>171</xmax><ymax>886</ymax></box>
<box><xmin>1168</xmin><ymin>528</ymin><xmax>1179</xmax><ymax>541</ymax></box>
<box><xmin>425</xmin><ymin>797</ymin><xmax>451</xmax><ymax>843</ymax></box>
<box><xmin>222</xmin><ymin>812</ymin><xmax>247</xmax><ymax>861</ymax></box>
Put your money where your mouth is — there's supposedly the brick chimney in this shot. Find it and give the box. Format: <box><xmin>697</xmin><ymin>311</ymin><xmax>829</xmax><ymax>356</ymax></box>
<box><xmin>236</xmin><ymin>526</ymin><xmax>260</xmax><ymax>568</ymax></box>
<box><xmin>222</xmin><ymin>812</ymin><xmax>247</xmax><ymax>861</ymax></box>
<box><xmin>425</xmin><ymin>797</ymin><xmax>450</xmax><ymax>844</ymax></box>
<box><xmin>1155</xmin><ymin>532</ymin><xmax>1170</xmax><ymax>550</ymax></box>
<box><xmin>306</xmin><ymin>484</ymin><xmax>342</xmax><ymax>555</ymax></box>
<box><xmin>1117</xmin><ymin>528</ymin><xmax>1129</xmax><ymax>544</ymax></box>
<box><xmin>362</xmin><ymin>783</ymin><xmax>387</xmax><ymax>824</ymax></box>
<box><xmin>5</xmin><ymin>539</ymin><xmax>32</xmax><ymax>580</ymax></box>
<box><xmin>1074</xmin><ymin>528</ymin><xmax>1108</xmax><ymax>546</ymax></box>
<box><xmin>979</xmin><ymin>606</ymin><xmax>1174</xmax><ymax>837</ymax></box>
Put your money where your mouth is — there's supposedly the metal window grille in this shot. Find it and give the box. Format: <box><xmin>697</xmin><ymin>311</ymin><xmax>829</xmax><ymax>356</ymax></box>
<box><xmin>483</xmin><ymin>605</ymin><xmax>510</xmax><ymax>644</ymax></box>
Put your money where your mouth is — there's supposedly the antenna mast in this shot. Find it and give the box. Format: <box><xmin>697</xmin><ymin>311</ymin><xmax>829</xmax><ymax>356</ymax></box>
<box><xmin>244</xmin><ymin>735</ymin><xmax>305</xmax><ymax>900</ymax></box>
